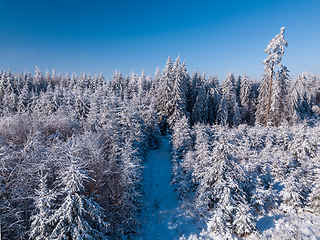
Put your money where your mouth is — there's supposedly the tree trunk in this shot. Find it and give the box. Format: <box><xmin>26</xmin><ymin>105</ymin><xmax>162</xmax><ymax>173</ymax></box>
<box><xmin>266</xmin><ymin>62</ymin><xmax>274</xmax><ymax>125</ymax></box>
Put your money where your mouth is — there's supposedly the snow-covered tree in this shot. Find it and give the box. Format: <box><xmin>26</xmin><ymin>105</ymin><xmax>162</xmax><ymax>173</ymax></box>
<box><xmin>233</xmin><ymin>101</ymin><xmax>241</xmax><ymax>126</ymax></box>
<box><xmin>240</xmin><ymin>72</ymin><xmax>252</xmax><ymax>124</ymax></box>
<box><xmin>280</xmin><ymin>174</ymin><xmax>304</xmax><ymax>213</ymax></box>
<box><xmin>268</xmin><ymin>66</ymin><xmax>290</xmax><ymax>126</ymax></box>
<box><xmin>258</xmin><ymin>27</ymin><xmax>288</xmax><ymax>125</ymax></box>
<box><xmin>49</xmin><ymin>139</ymin><xmax>108</xmax><ymax>240</ymax></box>
<box><xmin>171</xmin><ymin>116</ymin><xmax>193</xmax><ymax>197</ymax></box>
<box><xmin>168</xmin><ymin>57</ymin><xmax>188</xmax><ymax>127</ymax></box>
<box><xmin>172</xmin><ymin>116</ymin><xmax>192</xmax><ymax>158</ymax></box>
<box><xmin>192</xmin><ymin>84</ymin><xmax>208</xmax><ymax>124</ymax></box>
<box><xmin>157</xmin><ymin>56</ymin><xmax>174</xmax><ymax>131</ymax></box>
<box><xmin>217</xmin><ymin>97</ymin><xmax>228</xmax><ymax>126</ymax></box>
<box><xmin>233</xmin><ymin>202</ymin><xmax>256</xmax><ymax>237</ymax></box>
<box><xmin>29</xmin><ymin>169</ymin><xmax>56</xmax><ymax>240</ymax></box>
<box><xmin>186</xmin><ymin>71</ymin><xmax>202</xmax><ymax>122</ymax></box>
<box><xmin>17</xmin><ymin>82</ymin><xmax>32</xmax><ymax>113</ymax></box>
<box><xmin>220</xmin><ymin>72</ymin><xmax>238</xmax><ymax>126</ymax></box>
<box><xmin>111</xmin><ymin>70</ymin><xmax>127</xmax><ymax>99</ymax></box>
<box><xmin>116</xmin><ymin>138</ymin><xmax>143</xmax><ymax>236</ymax></box>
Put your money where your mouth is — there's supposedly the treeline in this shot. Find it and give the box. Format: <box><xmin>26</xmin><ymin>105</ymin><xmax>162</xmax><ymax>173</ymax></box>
<box><xmin>155</xmin><ymin>56</ymin><xmax>320</xmax><ymax>130</ymax></box>
<box><xmin>1</xmin><ymin>55</ymin><xmax>320</xmax><ymax>131</ymax></box>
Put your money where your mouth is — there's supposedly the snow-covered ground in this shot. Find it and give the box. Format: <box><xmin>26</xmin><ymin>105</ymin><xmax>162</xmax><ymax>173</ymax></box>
<box><xmin>137</xmin><ymin>136</ymin><xmax>179</xmax><ymax>239</ymax></box>
<box><xmin>136</xmin><ymin>136</ymin><xmax>205</xmax><ymax>240</ymax></box>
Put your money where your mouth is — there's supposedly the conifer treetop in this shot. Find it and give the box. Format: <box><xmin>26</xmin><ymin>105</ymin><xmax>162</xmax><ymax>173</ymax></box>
<box><xmin>263</xmin><ymin>27</ymin><xmax>288</xmax><ymax>71</ymax></box>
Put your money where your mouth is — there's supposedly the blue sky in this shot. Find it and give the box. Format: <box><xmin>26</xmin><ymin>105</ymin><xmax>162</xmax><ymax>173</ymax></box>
<box><xmin>0</xmin><ymin>0</ymin><xmax>319</xmax><ymax>81</ymax></box>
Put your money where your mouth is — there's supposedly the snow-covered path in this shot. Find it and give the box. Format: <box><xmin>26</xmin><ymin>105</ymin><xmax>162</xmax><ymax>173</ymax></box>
<box><xmin>137</xmin><ymin>136</ymin><xmax>180</xmax><ymax>239</ymax></box>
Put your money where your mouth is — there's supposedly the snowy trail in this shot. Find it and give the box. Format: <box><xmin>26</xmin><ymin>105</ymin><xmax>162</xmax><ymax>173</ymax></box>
<box><xmin>137</xmin><ymin>136</ymin><xmax>180</xmax><ymax>240</ymax></box>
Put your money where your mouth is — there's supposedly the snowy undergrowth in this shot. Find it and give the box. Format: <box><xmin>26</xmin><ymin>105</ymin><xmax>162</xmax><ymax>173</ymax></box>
<box><xmin>259</xmin><ymin>212</ymin><xmax>320</xmax><ymax>240</ymax></box>
<box><xmin>171</xmin><ymin>120</ymin><xmax>320</xmax><ymax>240</ymax></box>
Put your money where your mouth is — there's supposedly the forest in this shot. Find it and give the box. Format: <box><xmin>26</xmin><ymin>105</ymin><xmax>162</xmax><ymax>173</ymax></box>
<box><xmin>1</xmin><ymin>28</ymin><xmax>320</xmax><ymax>239</ymax></box>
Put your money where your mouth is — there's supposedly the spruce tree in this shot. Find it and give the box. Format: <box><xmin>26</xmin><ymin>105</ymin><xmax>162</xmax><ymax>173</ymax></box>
<box><xmin>220</xmin><ymin>72</ymin><xmax>237</xmax><ymax>126</ymax></box>
<box><xmin>156</xmin><ymin>56</ymin><xmax>174</xmax><ymax>131</ymax></box>
<box><xmin>240</xmin><ymin>72</ymin><xmax>252</xmax><ymax>124</ymax></box>
<box><xmin>49</xmin><ymin>140</ymin><xmax>108</xmax><ymax>240</ymax></box>
<box><xmin>192</xmin><ymin>85</ymin><xmax>208</xmax><ymax>124</ymax></box>
<box><xmin>168</xmin><ymin>57</ymin><xmax>188</xmax><ymax>127</ymax></box>
<box><xmin>29</xmin><ymin>169</ymin><xmax>56</xmax><ymax>240</ymax></box>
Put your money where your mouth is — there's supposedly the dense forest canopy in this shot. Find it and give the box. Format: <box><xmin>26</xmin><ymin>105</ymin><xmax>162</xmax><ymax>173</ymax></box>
<box><xmin>0</xmin><ymin>27</ymin><xmax>320</xmax><ymax>239</ymax></box>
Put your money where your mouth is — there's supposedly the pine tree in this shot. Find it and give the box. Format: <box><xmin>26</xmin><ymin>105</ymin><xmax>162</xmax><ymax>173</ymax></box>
<box><xmin>2</xmin><ymin>91</ymin><xmax>17</xmax><ymax>115</ymax></box>
<box><xmin>240</xmin><ymin>72</ymin><xmax>252</xmax><ymax>124</ymax></box>
<box><xmin>220</xmin><ymin>72</ymin><xmax>237</xmax><ymax>126</ymax></box>
<box><xmin>192</xmin><ymin>85</ymin><xmax>208</xmax><ymax>124</ymax></box>
<box><xmin>18</xmin><ymin>82</ymin><xmax>32</xmax><ymax>113</ymax></box>
<box><xmin>192</xmin><ymin>124</ymin><xmax>211</xmax><ymax>186</ymax></box>
<box><xmin>207</xmin><ymin>87</ymin><xmax>221</xmax><ymax>125</ymax></box>
<box><xmin>207</xmin><ymin>207</ymin><xmax>231</xmax><ymax>237</ymax></box>
<box><xmin>168</xmin><ymin>57</ymin><xmax>188</xmax><ymax>127</ymax></box>
<box><xmin>280</xmin><ymin>174</ymin><xmax>303</xmax><ymax>213</ymax></box>
<box><xmin>171</xmin><ymin>116</ymin><xmax>193</xmax><ymax>197</ymax></box>
<box><xmin>278</xmin><ymin>67</ymin><xmax>290</xmax><ymax>122</ymax></box>
<box><xmin>111</xmin><ymin>70</ymin><xmax>127</xmax><ymax>99</ymax></box>
<box><xmin>139</xmin><ymin>70</ymin><xmax>148</xmax><ymax>94</ymax></box>
<box><xmin>194</xmin><ymin>129</ymin><xmax>256</xmax><ymax>236</ymax></box>
<box><xmin>0</xmin><ymin>71</ymin><xmax>8</xmax><ymax>99</ymax></box>
<box><xmin>208</xmin><ymin>75</ymin><xmax>219</xmax><ymax>89</ymax></box>
<box><xmin>49</xmin><ymin>139</ymin><xmax>108</xmax><ymax>240</ymax></box>
<box><xmin>233</xmin><ymin>101</ymin><xmax>241</xmax><ymax>126</ymax></box>
<box><xmin>117</xmin><ymin>138</ymin><xmax>143</xmax><ymax>235</ymax></box>
<box><xmin>172</xmin><ymin>115</ymin><xmax>192</xmax><ymax>158</ymax></box>
<box><xmin>77</xmin><ymin>72</ymin><xmax>89</xmax><ymax>90</ymax></box>
<box><xmin>250</xmin><ymin>178</ymin><xmax>267</xmax><ymax>215</ymax></box>
<box><xmin>186</xmin><ymin>71</ymin><xmax>201</xmax><ymax>121</ymax></box>
<box><xmin>29</xmin><ymin>169</ymin><xmax>56</xmax><ymax>240</ymax></box>
<box><xmin>34</xmin><ymin>67</ymin><xmax>47</xmax><ymax>93</ymax></box>
<box><xmin>152</xmin><ymin>67</ymin><xmax>161</xmax><ymax>90</ymax></box>
<box><xmin>218</xmin><ymin>97</ymin><xmax>228</xmax><ymax>126</ymax></box>
<box><xmin>261</xmin><ymin>27</ymin><xmax>288</xmax><ymax>125</ymax></box>
<box><xmin>0</xmin><ymin>139</ymin><xmax>26</xmax><ymax>239</ymax></box>
<box><xmin>233</xmin><ymin>202</ymin><xmax>256</xmax><ymax>237</ymax></box>
<box><xmin>156</xmin><ymin>56</ymin><xmax>174</xmax><ymax>131</ymax></box>
<box><xmin>86</xmin><ymin>86</ymin><xmax>104</xmax><ymax>131</ymax></box>
<box><xmin>269</xmin><ymin>66</ymin><xmax>290</xmax><ymax>126</ymax></box>
<box><xmin>140</xmin><ymin>93</ymin><xmax>161</xmax><ymax>149</ymax></box>
<box><xmin>283</xmin><ymin>75</ymin><xmax>304</xmax><ymax>124</ymax></box>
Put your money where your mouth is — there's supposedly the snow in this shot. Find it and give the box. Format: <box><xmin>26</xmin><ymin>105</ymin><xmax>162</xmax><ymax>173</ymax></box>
<box><xmin>137</xmin><ymin>136</ymin><xmax>178</xmax><ymax>239</ymax></box>
<box><xmin>260</xmin><ymin>212</ymin><xmax>320</xmax><ymax>240</ymax></box>
<box><xmin>136</xmin><ymin>136</ymin><xmax>205</xmax><ymax>240</ymax></box>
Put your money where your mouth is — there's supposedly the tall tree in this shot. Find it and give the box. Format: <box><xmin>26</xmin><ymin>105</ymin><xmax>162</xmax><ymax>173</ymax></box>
<box><xmin>168</xmin><ymin>58</ymin><xmax>188</xmax><ymax>127</ymax></box>
<box><xmin>261</xmin><ymin>27</ymin><xmax>288</xmax><ymax>125</ymax></box>
<box><xmin>156</xmin><ymin>56</ymin><xmax>174</xmax><ymax>131</ymax></box>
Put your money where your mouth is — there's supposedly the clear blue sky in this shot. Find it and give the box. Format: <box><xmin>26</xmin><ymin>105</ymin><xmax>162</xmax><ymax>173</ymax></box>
<box><xmin>0</xmin><ymin>0</ymin><xmax>319</xmax><ymax>81</ymax></box>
